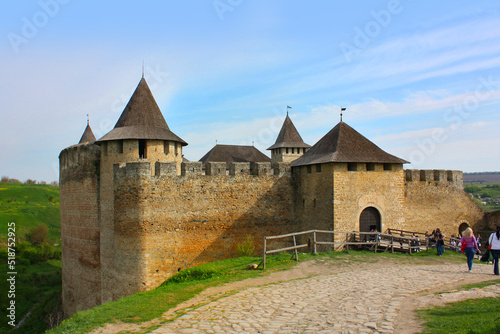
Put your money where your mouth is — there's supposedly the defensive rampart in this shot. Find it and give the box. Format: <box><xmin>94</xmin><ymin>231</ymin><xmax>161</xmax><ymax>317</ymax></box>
<box><xmin>404</xmin><ymin>169</ymin><xmax>484</xmax><ymax>236</ymax></box>
<box><xmin>107</xmin><ymin>161</ymin><xmax>297</xmax><ymax>298</ymax></box>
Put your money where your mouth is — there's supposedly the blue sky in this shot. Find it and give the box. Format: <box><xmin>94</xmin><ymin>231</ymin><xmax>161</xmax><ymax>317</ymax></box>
<box><xmin>1</xmin><ymin>0</ymin><xmax>499</xmax><ymax>182</ymax></box>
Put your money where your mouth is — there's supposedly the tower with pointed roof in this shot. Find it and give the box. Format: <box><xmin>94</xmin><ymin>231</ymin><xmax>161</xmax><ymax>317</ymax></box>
<box><xmin>267</xmin><ymin>114</ymin><xmax>310</xmax><ymax>164</ymax></box>
<box><xmin>78</xmin><ymin>119</ymin><xmax>97</xmax><ymax>144</ymax></box>
<box><xmin>96</xmin><ymin>77</ymin><xmax>187</xmax><ymax>305</ymax></box>
<box><xmin>97</xmin><ymin>77</ymin><xmax>187</xmax><ymax>175</ymax></box>
<box><xmin>291</xmin><ymin>120</ymin><xmax>409</xmax><ymax>236</ymax></box>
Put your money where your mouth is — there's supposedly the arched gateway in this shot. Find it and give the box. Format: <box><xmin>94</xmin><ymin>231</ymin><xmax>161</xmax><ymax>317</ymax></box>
<box><xmin>359</xmin><ymin>207</ymin><xmax>381</xmax><ymax>233</ymax></box>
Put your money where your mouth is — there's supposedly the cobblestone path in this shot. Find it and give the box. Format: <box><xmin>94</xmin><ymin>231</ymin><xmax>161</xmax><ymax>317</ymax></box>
<box><xmin>150</xmin><ymin>262</ymin><xmax>494</xmax><ymax>334</ymax></box>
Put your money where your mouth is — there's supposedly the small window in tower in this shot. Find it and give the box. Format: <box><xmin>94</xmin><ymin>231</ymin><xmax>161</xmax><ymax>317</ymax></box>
<box><xmin>313</xmin><ymin>198</ymin><xmax>316</xmax><ymax>208</ymax></box>
<box><xmin>366</xmin><ymin>163</ymin><xmax>375</xmax><ymax>171</ymax></box>
<box><xmin>383</xmin><ymin>163</ymin><xmax>391</xmax><ymax>171</ymax></box>
<box><xmin>164</xmin><ymin>141</ymin><xmax>170</xmax><ymax>155</ymax></box>
<box><xmin>118</xmin><ymin>140</ymin><xmax>123</xmax><ymax>154</ymax></box>
<box><xmin>292</xmin><ymin>148</ymin><xmax>295</xmax><ymax>154</ymax></box>
<box><xmin>307</xmin><ymin>165</ymin><xmax>312</xmax><ymax>173</ymax></box>
<box><xmin>286</xmin><ymin>148</ymin><xmax>289</xmax><ymax>154</ymax></box>
<box><xmin>348</xmin><ymin>162</ymin><xmax>357</xmax><ymax>171</ymax></box>
<box><xmin>139</xmin><ymin>139</ymin><xmax>147</xmax><ymax>159</ymax></box>
<box><xmin>302</xmin><ymin>198</ymin><xmax>305</xmax><ymax>208</ymax></box>
<box><xmin>316</xmin><ymin>164</ymin><xmax>322</xmax><ymax>173</ymax></box>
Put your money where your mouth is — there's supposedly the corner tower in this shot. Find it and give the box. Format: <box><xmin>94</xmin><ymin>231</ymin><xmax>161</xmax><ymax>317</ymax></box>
<box><xmin>97</xmin><ymin>77</ymin><xmax>187</xmax><ymax>174</ymax></box>
<box><xmin>96</xmin><ymin>77</ymin><xmax>187</xmax><ymax>305</ymax></box>
<box><xmin>59</xmin><ymin>121</ymin><xmax>101</xmax><ymax>317</ymax></box>
<box><xmin>268</xmin><ymin>113</ymin><xmax>310</xmax><ymax>164</ymax></box>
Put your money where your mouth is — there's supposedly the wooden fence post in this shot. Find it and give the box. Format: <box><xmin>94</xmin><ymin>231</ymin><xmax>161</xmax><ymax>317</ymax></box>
<box><xmin>293</xmin><ymin>234</ymin><xmax>298</xmax><ymax>262</ymax></box>
<box><xmin>313</xmin><ymin>231</ymin><xmax>317</xmax><ymax>254</ymax></box>
<box><xmin>263</xmin><ymin>237</ymin><xmax>267</xmax><ymax>269</ymax></box>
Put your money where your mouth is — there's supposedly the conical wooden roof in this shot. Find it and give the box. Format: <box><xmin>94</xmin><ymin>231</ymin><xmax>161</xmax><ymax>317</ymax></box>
<box><xmin>291</xmin><ymin>122</ymin><xmax>409</xmax><ymax>166</ymax></box>
<box><xmin>267</xmin><ymin>114</ymin><xmax>310</xmax><ymax>150</ymax></box>
<box><xmin>78</xmin><ymin>122</ymin><xmax>96</xmax><ymax>144</ymax></box>
<box><xmin>97</xmin><ymin>78</ymin><xmax>187</xmax><ymax>145</ymax></box>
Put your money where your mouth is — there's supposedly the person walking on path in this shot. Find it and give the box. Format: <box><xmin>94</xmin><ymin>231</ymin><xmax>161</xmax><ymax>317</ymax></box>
<box><xmin>489</xmin><ymin>225</ymin><xmax>500</xmax><ymax>276</ymax></box>
<box><xmin>460</xmin><ymin>227</ymin><xmax>480</xmax><ymax>272</ymax></box>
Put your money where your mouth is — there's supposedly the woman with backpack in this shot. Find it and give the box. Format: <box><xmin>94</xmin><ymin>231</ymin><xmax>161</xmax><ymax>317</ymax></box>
<box><xmin>489</xmin><ymin>225</ymin><xmax>500</xmax><ymax>276</ymax></box>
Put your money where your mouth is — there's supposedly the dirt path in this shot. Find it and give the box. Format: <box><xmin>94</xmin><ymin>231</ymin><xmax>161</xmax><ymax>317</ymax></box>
<box><xmin>91</xmin><ymin>257</ymin><xmax>499</xmax><ymax>334</ymax></box>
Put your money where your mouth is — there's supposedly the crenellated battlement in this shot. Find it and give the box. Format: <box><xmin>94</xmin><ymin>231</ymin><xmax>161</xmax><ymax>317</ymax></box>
<box><xmin>59</xmin><ymin>142</ymin><xmax>100</xmax><ymax>172</ymax></box>
<box><xmin>405</xmin><ymin>169</ymin><xmax>463</xmax><ymax>189</ymax></box>
<box><xmin>114</xmin><ymin>161</ymin><xmax>292</xmax><ymax>180</ymax></box>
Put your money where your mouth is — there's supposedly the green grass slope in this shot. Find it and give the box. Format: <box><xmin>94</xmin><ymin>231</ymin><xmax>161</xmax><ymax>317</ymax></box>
<box><xmin>0</xmin><ymin>183</ymin><xmax>60</xmax><ymax>244</ymax></box>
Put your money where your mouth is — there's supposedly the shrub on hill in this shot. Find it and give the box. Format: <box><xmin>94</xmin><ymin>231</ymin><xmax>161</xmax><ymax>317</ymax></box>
<box><xmin>27</xmin><ymin>223</ymin><xmax>49</xmax><ymax>245</ymax></box>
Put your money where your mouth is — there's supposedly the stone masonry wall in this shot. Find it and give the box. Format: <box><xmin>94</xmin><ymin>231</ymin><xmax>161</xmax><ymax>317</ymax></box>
<box><xmin>332</xmin><ymin>163</ymin><xmax>406</xmax><ymax>233</ymax></box>
<box><xmin>109</xmin><ymin>161</ymin><xmax>297</xmax><ymax>298</ymax></box>
<box><xmin>404</xmin><ymin>169</ymin><xmax>484</xmax><ymax>237</ymax></box>
<box><xmin>59</xmin><ymin>143</ymin><xmax>101</xmax><ymax>317</ymax></box>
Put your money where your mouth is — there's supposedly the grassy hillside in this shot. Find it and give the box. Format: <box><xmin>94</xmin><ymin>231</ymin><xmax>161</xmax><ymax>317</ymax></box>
<box><xmin>464</xmin><ymin>183</ymin><xmax>500</xmax><ymax>211</ymax></box>
<box><xmin>0</xmin><ymin>183</ymin><xmax>60</xmax><ymax>244</ymax></box>
<box><xmin>0</xmin><ymin>182</ymin><xmax>62</xmax><ymax>333</ymax></box>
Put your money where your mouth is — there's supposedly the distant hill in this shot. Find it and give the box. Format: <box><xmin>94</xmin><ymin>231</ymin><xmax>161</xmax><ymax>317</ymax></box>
<box><xmin>463</xmin><ymin>172</ymin><xmax>500</xmax><ymax>184</ymax></box>
<box><xmin>0</xmin><ymin>183</ymin><xmax>60</xmax><ymax>244</ymax></box>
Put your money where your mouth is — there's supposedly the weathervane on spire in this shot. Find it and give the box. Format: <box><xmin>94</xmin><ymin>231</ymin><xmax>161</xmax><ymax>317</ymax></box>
<box><xmin>142</xmin><ymin>60</ymin><xmax>145</xmax><ymax>78</ymax></box>
<box><xmin>340</xmin><ymin>107</ymin><xmax>346</xmax><ymax>122</ymax></box>
<box><xmin>87</xmin><ymin>114</ymin><xmax>89</xmax><ymax>125</ymax></box>
<box><xmin>287</xmin><ymin>105</ymin><xmax>292</xmax><ymax>115</ymax></box>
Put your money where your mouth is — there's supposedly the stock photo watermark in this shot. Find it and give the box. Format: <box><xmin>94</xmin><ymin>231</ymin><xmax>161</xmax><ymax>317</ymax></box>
<box><xmin>339</xmin><ymin>0</ymin><xmax>405</xmax><ymax>64</ymax></box>
<box><xmin>213</xmin><ymin>0</ymin><xmax>244</xmax><ymax>21</ymax></box>
<box><xmin>6</xmin><ymin>222</ymin><xmax>17</xmax><ymax>327</ymax></box>
<box><xmin>7</xmin><ymin>0</ymin><xmax>71</xmax><ymax>54</ymax></box>
<box><xmin>408</xmin><ymin>74</ymin><xmax>500</xmax><ymax>165</ymax></box>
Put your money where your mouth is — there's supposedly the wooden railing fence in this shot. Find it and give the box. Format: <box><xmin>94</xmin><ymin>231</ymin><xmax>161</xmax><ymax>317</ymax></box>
<box><xmin>260</xmin><ymin>229</ymin><xmax>465</xmax><ymax>269</ymax></box>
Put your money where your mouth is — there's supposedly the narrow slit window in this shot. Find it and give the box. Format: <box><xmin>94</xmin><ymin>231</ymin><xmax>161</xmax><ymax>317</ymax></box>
<box><xmin>139</xmin><ymin>139</ymin><xmax>147</xmax><ymax>159</ymax></box>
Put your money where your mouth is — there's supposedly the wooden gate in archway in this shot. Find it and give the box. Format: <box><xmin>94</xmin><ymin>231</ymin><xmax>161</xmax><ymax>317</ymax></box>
<box><xmin>359</xmin><ymin>207</ymin><xmax>381</xmax><ymax>233</ymax></box>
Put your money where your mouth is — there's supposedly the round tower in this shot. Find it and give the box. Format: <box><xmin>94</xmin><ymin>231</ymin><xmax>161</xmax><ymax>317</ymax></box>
<box><xmin>59</xmin><ymin>121</ymin><xmax>101</xmax><ymax>317</ymax></box>
<box><xmin>96</xmin><ymin>77</ymin><xmax>187</xmax><ymax>175</ymax></box>
<box><xmin>95</xmin><ymin>77</ymin><xmax>187</xmax><ymax>304</ymax></box>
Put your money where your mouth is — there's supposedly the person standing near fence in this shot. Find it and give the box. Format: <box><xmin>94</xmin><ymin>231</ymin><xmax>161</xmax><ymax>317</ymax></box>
<box><xmin>461</xmin><ymin>227</ymin><xmax>480</xmax><ymax>272</ymax></box>
<box><xmin>436</xmin><ymin>229</ymin><xmax>444</xmax><ymax>256</ymax></box>
<box><xmin>489</xmin><ymin>225</ymin><xmax>500</xmax><ymax>276</ymax></box>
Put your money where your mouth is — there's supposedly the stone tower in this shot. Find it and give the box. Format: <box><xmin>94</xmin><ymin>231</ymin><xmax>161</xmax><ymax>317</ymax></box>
<box><xmin>268</xmin><ymin>113</ymin><xmax>310</xmax><ymax>164</ymax></box>
<box><xmin>95</xmin><ymin>77</ymin><xmax>187</xmax><ymax>305</ymax></box>
<box><xmin>59</xmin><ymin>122</ymin><xmax>100</xmax><ymax>317</ymax></box>
<box><xmin>291</xmin><ymin>121</ymin><xmax>409</xmax><ymax>236</ymax></box>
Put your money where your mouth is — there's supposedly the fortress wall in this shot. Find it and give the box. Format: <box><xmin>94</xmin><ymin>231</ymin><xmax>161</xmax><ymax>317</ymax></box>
<box><xmin>332</xmin><ymin>163</ymin><xmax>406</xmax><ymax>232</ymax></box>
<box><xmin>110</xmin><ymin>161</ymin><xmax>297</xmax><ymax>296</ymax></box>
<box><xmin>59</xmin><ymin>143</ymin><xmax>101</xmax><ymax>317</ymax></box>
<box><xmin>404</xmin><ymin>169</ymin><xmax>484</xmax><ymax>237</ymax></box>
<box><xmin>292</xmin><ymin>163</ymin><xmax>334</xmax><ymax>232</ymax></box>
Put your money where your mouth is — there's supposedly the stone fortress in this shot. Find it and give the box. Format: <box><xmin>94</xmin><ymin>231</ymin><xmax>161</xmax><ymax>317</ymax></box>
<box><xmin>59</xmin><ymin>77</ymin><xmax>484</xmax><ymax>316</ymax></box>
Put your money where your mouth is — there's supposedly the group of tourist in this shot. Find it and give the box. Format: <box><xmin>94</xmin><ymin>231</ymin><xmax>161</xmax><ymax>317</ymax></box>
<box><xmin>423</xmin><ymin>227</ymin><xmax>499</xmax><ymax>275</ymax></box>
<box><xmin>425</xmin><ymin>229</ymin><xmax>445</xmax><ymax>255</ymax></box>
